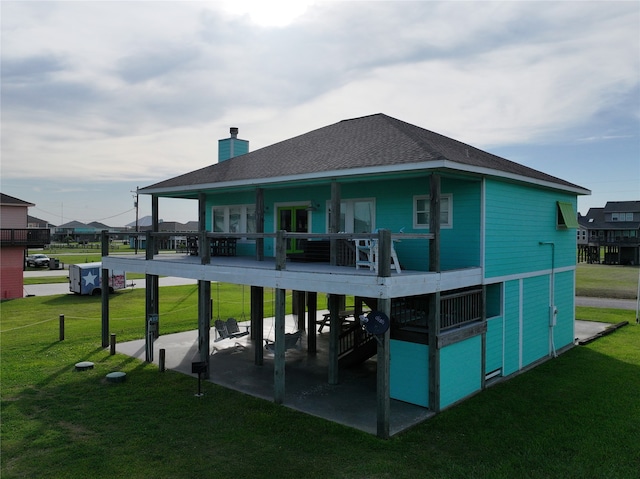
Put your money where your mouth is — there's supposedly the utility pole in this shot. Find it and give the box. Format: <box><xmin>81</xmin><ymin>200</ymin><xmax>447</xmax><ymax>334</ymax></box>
<box><xmin>131</xmin><ymin>187</ymin><xmax>139</xmax><ymax>254</ymax></box>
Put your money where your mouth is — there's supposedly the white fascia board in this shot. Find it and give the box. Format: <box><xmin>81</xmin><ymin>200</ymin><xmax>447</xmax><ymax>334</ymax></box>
<box><xmin>438</xmin><ymin>161</ymin><xmax>591</xmax><ymax>196</ymax></box>
<box><xmin>140</xmin><ymin>160</ymin><xmax>590</xmax><ymax>197</ymax></box>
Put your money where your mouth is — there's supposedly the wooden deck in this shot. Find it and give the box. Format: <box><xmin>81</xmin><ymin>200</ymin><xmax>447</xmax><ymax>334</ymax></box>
<box><xmin>103</xmin><ymin>252</ymin><xmax>483</xmax><ymax>298</ymax></box>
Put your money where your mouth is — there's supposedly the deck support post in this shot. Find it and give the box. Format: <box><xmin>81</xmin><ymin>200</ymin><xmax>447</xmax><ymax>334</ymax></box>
<box><xmin>376</xmin><ymin>229</ymin><xmax>392</xmax><ymax>439</ymax></box>
<box><xmin>293</xmin><ymin>290</ymin><xmax>306</xmax><ymax>331</ymax></box>
<box><xmin>145</xmin><ymin>231</ymin><xmax>159</xmax><ymax>363</ymax></box>
<box><xmin>330</xmin><ymin>181</ymin><xmax>341</xmax><ymax>266</ymax></box>
<box><xmin>430</xmin><ymin>173</ymin><xmax>441</xmax><ymax>273</ymax></box>
<box><xmin>428</xmin><ymin>291</ymin><xmax>441</xmax><ymax>412</ymax></box>
<box><xmin>428</xmin><ymin>173</ymin><xmax>442</xmax><ymax>412</ymax></box>
<box><xmin>307</xmin><ymin>291</ymin><xmax>317</xmax><ymax>353</ymax></box>
<box><xmin>101</xmin><ymin>230</ymin><xmax>110</xmax><ymax>348</ymax></box>
<box><xmin>251</xmin><ymin>286</ymin><xmax>264</xmax><ymax>365</ymax></box>
<box><xmin>328</xmin><ymin>293</ymin><xmax>340</xmax><ymax>385</ymax></box>
<box><xmin>152</xmin><ymin>195</ymin><xmax>159</xmax><ymax>254</ymax></box>
<box><xmin>376</xmin><ymin>297</ymin><xmax>391</xmax><ymax>439</ymax></box>
<box><xmin>275</xmin><ymin>230</ymin><xmax>286</xmax><ymax>271</ymax></box>
<box><xmin>197</xmin><ymin>280</ymin><xmax>211</xmax><ymax>379</ymax></box>
<box><xmin>274</xmin><ymin>287</ymin><xmax>286</xmax><ymax>404</ymax></box>
<box><xmin>255</xmin><ymin>188</ymin><xmax>264</xmax><ymax>261</ymax></box>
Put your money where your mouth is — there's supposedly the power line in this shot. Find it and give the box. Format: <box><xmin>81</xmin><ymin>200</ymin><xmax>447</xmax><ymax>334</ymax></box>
<box><xmin>32</xmin><ymin>205</ymin><xmax>136</xmax><ymax>224</ymax></box>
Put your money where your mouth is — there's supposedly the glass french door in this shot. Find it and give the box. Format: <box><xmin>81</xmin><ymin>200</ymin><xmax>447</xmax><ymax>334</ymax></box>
<box><xmin>277</xmin><ymin>206</ymin><xmax>308</xmax><ymax>253</ymax></box>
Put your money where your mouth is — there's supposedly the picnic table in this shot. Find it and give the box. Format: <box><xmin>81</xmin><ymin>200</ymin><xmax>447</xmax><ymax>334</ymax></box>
<box><xmin>316</xmin><ymin>310</ymin><xmax>358</xmax><ymax>333</ymax></box>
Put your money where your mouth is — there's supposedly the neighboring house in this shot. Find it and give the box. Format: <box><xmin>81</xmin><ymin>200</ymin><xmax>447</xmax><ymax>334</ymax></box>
<box><xmin>54</xmin><ymin>220</ymin><xmax>99</xmax><ymax>243</ymax></box>
<box><xmin>27</xmin><ymin>214</ymin><xmax>55</xmax><ymax>230</ymax></box>
<box><xmin>102</xmin><ymin>114</ymin><xmax>589</xmax><ymax>437</ymax></box>
<box><xmin>578</xmin><ymin>201</ymin><xmax>640</xmax><ymax>265</ymax></box>
<box><xmin>53</xmin><ymin>220</ymin><xmax>125</xmax><ymax>243</ymax></box>
<box><xmin>128</xmin><ymin>220</ymin><xmax>198</xmax><ymax>250</ymax></box>
<box><xmin>1</xmin><ymin>193</ymin><xmax>50</xmax><ymax>299</ymax></box>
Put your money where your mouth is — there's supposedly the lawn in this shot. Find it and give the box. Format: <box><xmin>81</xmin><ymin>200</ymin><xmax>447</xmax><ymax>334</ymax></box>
<box><xmin>1</xmin><ymin>285</ymin><xmax>639</xmax><ymax>478</ymax></box>
<box><xmin>575</xmin><ymin>263</ymin><xmax>639</xmax><ymax>299</ymax></box>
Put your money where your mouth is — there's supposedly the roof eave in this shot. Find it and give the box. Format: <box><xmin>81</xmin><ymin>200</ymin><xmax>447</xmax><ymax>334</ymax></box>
<box><xmin>140</xmin><ymin>159</ymin><xmax>590</xmax><ymax>197</ymax></box>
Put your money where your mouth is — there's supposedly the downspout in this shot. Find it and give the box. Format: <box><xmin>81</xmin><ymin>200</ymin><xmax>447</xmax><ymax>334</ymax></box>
<box><xmin>539</xmin><ymin>241</ymin><xmax>557</xmax><ymax>357</ymax></box>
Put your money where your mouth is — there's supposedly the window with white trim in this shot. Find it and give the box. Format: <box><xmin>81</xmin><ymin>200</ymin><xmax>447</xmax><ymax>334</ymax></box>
<box><xmin>413</xmin><ymin>194</ymin><xmax>452</xmax><ymax>229</ymax></box>
<box><xmin>213</xmin><ymin>205</ymin><xmax>255</xmax><ymax>235</ymax></box>
<box><xmin>611</xmin><ymin>212</ymin><xmax>633</xmax><ymax>222</ymax></box>
<box><xmin>326</xmin><ymin>198</ymin><xmax>375</xmax><ymax>233</ymax></box>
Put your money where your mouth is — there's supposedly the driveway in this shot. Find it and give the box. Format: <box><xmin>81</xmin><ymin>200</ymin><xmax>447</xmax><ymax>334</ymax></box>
<box><xmin>23</xmin><ymin>272</ymin><xmax>196</xmax><ymax>297</ymax></box>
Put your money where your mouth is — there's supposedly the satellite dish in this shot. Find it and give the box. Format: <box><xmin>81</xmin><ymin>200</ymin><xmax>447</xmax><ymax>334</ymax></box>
<box><xmin>360</xmin><ymin>311</ymin><xmax>390</xmax><ymax>335</ymax></box>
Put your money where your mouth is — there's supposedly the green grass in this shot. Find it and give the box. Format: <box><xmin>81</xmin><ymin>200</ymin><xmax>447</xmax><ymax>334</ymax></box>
<box><xmin>576</xmin><ymin>306</ymin><xmax>637</xmax><ymax>324</ymax></box>
<box><xmin>2</xmin><ymin>285</ymin><xmax>639</xmax><ymax>478</ymax></box>
<box><xmin>23</xmin><ymin>276</ymin><xmax>69</xmax><ymax>285</ymax></box>
<box><xmin>576</xmin><ymin>263</ymin><xmax>638</xmax><ymax>299</ymax></box>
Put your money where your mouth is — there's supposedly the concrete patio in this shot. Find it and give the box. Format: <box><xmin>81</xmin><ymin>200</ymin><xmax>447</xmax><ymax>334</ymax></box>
<box><xmin>115</xmin><ymin>316</ymin><xmax>615</xmax><ymax>436</ymax></box>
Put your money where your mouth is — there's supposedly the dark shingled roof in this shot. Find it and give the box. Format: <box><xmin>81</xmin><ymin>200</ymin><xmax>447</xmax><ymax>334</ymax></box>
<box><xmin>141</xmin><ymin>113</ymin><xmax>588</xmax><ymax>194</ymax></box>
<box><xmin>579</xmin><ymin>201</ymin><xmax>640</xmax><ymax>230</ymax></box>
<box><xmin>1</xmin><ymin>193</ymin><xmax>35</xmax><ymax>206</ymax></box>
<box><xmin>603</xmin><ymin>201</ymin><xmax>640</xmax><ymax>213</ymax></box>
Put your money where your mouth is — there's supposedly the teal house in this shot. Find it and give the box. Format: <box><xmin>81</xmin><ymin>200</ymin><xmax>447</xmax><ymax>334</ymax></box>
<box><xmin>102</xmin><ymin>114</ymin><xmax>589</xmax><ymax>437</ymax></box>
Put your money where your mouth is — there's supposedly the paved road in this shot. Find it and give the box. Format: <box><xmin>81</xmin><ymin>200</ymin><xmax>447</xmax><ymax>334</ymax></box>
<box><xmin>575</xmin><ymin>296</ymin><xmax>637</xmax><ymax>311</ymax></box>
<box><xmin>23</xmin><ymin>272</ymin><xmax>197</xmax><ymax>297</ymax></box>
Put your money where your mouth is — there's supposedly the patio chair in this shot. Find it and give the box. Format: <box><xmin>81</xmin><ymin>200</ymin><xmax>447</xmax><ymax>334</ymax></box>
<box><xmin>353</xmin><ymin>238</ymin><xmax>401</xmax><ymax>273</ymax></box>
<box><xmin>264</xmin><ymin>330</ymin><xmax>303</xmax><ymax>352</ymax></box>
<box><xmin>214</xmin><ymin>318</ymin><xmax>249</xmax><ymax>342</ymax></box>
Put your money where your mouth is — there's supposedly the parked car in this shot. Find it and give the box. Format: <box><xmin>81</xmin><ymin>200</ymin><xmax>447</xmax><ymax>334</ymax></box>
<box><xmin>26</xmin><ymin>254</ymin><xmax>50</xmax><ymax>268</ymax></box>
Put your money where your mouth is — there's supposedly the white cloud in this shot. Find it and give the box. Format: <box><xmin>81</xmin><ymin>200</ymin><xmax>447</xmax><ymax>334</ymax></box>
<box><xmin>1</xmin><ymin>1</ymin><xmax>638</xmax><ymax>224</ymax></box>
<box><xmin>217</xmin><ymin>0</ymin><xmax>317</xmax><ymax>27</ymax></box>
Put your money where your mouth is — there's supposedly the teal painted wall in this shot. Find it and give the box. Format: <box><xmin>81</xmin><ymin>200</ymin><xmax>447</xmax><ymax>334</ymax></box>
<box><xmin>218</xmin><ymin>138</ymin><xmax>249</xmax><ymax>162</ymax></box>
<box><xmin>346</xmin><ymin>176</ymin><xmax>481</xmax><ymax>271</ymax></box>
<box><xmin>390</xmin><ymin>340</ymin><xmax>429</xmax><ymax>407</ymax></box>
<box><xmin>553</xmin><ymin>270</ymin><xmax>575</xmax><ymax>351</ymax></box>
<box><xmin>203</xmin><ymin>174</ymin><xmax>483</xmax><ymax>270</ymax></box>
<box><xmin>522</xmin><ymin>275</ymin><xmax>550</xmax><ymax>366</ymax></box>
<box><xmin>503</xmin><ymin>280</ymin><xmax>521</xmax><ymax>376</ymax></box>
<box><xmin>440</xmin><ymin>335</ymin><xmax>482</xmax><ymax>408</ymax></box>
<box><xmin>484</xmin><ymin>180</ymin><xmax>578</xmax><ymax>278</ymax></box>
<box><xmin>440</xmin><ymin>178</ymin><xmax>482</xmax><ymax>270</ymax></box>
<box><xmin>493</xmin><ymin>272</ymin><xmax>575</xmax><ymax>379</ymax></box>
<box><xmin>485</xmin><ymin>317</ymin><xmax>503</xmax><ymax>374</ymax></box>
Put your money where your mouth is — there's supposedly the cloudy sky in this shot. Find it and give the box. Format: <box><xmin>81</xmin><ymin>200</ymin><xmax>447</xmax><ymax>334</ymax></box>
<box><xmin>2</xmin><ymin>1</ymin><xmax>638</xmax><ymax>226</ymax></box>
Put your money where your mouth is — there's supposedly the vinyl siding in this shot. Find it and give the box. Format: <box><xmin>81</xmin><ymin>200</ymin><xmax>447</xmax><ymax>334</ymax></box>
<box><xmin>440</xmin><ymin>178</ymin><xmax>481</xmax><ymax>270</ymax></box>
<box><xmin>1</xmin><ymin>247</ymin><xmax>25</xmax><ymax>299</ymax></box>
<box><xmin>503</xmin><ymin>280</ymin><xmax>521</xmax><ymax>376</ymax></box>
<box><xmin>522</xmin><ymin>275</ymin><xmax>551</xmax><ymax>366</ymax></box>
<box><xmin>553</xmin><ymin>270</ymin><xmax>575</xmax><ymax>351</ymax></box>
<box><xmin>0</xmin><ymin>205</ymin><xmax>28</xmax><ymax>228</ymax></box>
<box><xmin>484</xmin><ymin>180</ymin><xmax>578</xmax><ymax>278</ymax></box>
<box><xmin>440</xmin><ymin>335</ymin><xmax>482</xmax><ymax>408</ymax></box>
<box><xmin>485</xmin><ymin>316</ymin><xmax>503</xmax><ymax>374</ymax></box>
<box><xmin>390</xmin><ymin>340</ymin><xmax>429</xmax><ymax>407</ymax></box>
